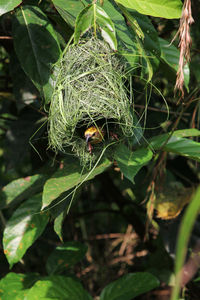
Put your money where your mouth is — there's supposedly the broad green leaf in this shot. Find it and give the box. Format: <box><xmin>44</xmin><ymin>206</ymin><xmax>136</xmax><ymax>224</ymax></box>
<box><xmin>114</xmin><ymin>0</ymin><xmax>182</xmax><ymax>19</ymax></box>
<box><xmin>54</xmin><ymin>0</ymin><xmax>139</xmax><ymax>67</ymax></box>
<box><xmin>103</xmin><ymin>0</ymin><xmax>139</xmax><ymax>67</ymax></box>
<box><xmin>10</xmin><ymin>52</ymin><xmax>38</xmax><ymax>111</ymax></box>
<box><xmin>114</xmin><ymin>145</ymin><xmax>153</xmax><ymax>183</ymax></box>
<box><xmin>74</xmin><ymin>4</ymin><xmax>117</xmax><ymax>50</ymax></box>
<box><xmin>95</xmin><ymin>5</ymin><xmax>117</xmax><ymax>50</ymax></box>
<box><xmin>129</xmin><ymin>10</ymin><xmax>160</xmax><ymax>58</ymax></box>
<box><xmin>25</xmin><ymin>275</ymin><xmax>92</xmax><ymax>300</ymax></box>
<box><xmin>3</xmin><ymin>194</ymin><xmax>49</xmax><ymax>268</ymax></box>
<box><xmin>164</xmin><ymin>137</ymin><xmax>200</xmax><ymax>162</ymax></box>
<box><xmin>117</xmin><ymin>5</ymin><xmax>154</xmax><ymax>80</ymax></box>
<box><xmin>159</xmin><ymin>38</ymin><xmax>189</xmax><ymax>90</ymax></box>
<box><xmin>0</xmin><ymin>174</ymin><xmax>48</xmax><ymax>209</ymax></box>
<box><xmin>171</xmin><ymin>186</ymin><xmax>200</xmax><ymax>300</ymax></box>
<box><xmin>46</xmin><ymin>241</ymin><xmax>88</xmax><ymax>274</ymax></box>
<box><xmin>52</xmin><ymin>0</ymin><xmax>86</xmax><ymax>27</ymax></box>
<box><xmin>42</xmin><ymin>156</ymin><xmax>112</xmax><ymax>209</ymax></box>
<box><xmin>149</xmin><ymin>129</ymin><xmax>200</xmax><ymax>148</ymax></box>
<box><xmin>0</xmin><ymin>272</ymin><xmax>39</xmax><ymax>300</ymax></box>
<box><xmin>74</xmin><ymin>5</ymin><xmax>97</xmax><ymax>42</ymax></box>
<box><xmin>149</xmin><ymin>130</ymin><xmax>200</xmax><ymax>162</ymax></box>
<box><xmin>15</xmin><ymin>289</ymin><xmax>29</xmax><ymax>299</ymax></box>
<box><xmin>12</xmin><ymin>6</ymin><xmax>61</xmax><ymax>104</ymax></box>
<box><xmin>100</xmin><ymin>272</ymin><xmax>159</xmax><ymax>300</ymax></box>
<box><xmin>150</xmin><ymin>129</ymin><xmax>200</xmax><ymax>148</ymax></box>
<box><xmin>173</xmin><ymin>128</ymin><xmax>200</xmax><ymax>138</ymax></box>
<box><xmin>0</xmin><ymin>0</ymin><xmax>22</xmax><ymax>16</ymax></box>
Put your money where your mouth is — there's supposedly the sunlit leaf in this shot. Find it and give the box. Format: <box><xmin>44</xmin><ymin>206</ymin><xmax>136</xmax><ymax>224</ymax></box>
<box><xmin>3</xmin><ymin>194</ymin><xmax>49</xmax><ymax>268</ymax></box>
<box><xmin>114</xmin><ymin>0</ymin><xmax>182</xmax><ymax>19</ymax></box>
<box><xmin>0</xmin><ymin>174</ymin><xmax>48</xmax><ymax>209</ymax></box>
<box><xmin>25</xmin><ymin>276</ymin><xmax>92</xmax><ymax>300</ymax></box>
<box><xmin>149</xmin><ymin>130</ymin><xmax>200</xmax><ymax>162</ymax></box>
<box><xmin>102</xmin><ymin>0</ymin><xmax>139</xmax><ymax>67</ymax></box>
<box><xmin>172</xmin><ymin>129</ymin><xmax>200</xmax><ymax>138</ymax></box>
<box><xmin>74</xmin><ymin>4</ymin><xmax>117</xmax><ymax>50</ymax></box>
<box><xmin>42</xmin><ymin>156</ymin><xmax>112</xmax><ymax>209</ymax></box>
<box><xmin>0</xmin><ymin>272</ymin><xmax>39</xmax><ymax>300</ymax></box>
<box><xmin>52</xmin><ymin>0</ymin><xmax>86</xmax><ymax>27</ymax></box>
<box><xmin>0</xmin><ymin>0</ymin><xmax>22</xmax><ymax>16</ymax></box>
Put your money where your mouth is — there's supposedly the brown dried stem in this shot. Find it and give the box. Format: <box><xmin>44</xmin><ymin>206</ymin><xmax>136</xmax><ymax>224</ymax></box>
<box><xmin>174</xmin><ymin>0</ymin><xmax>194</xmax><ymax>102</ymax></box>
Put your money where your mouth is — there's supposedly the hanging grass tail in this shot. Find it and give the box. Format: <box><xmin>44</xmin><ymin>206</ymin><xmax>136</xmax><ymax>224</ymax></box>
<box><xmin>48</xmin><ymin>38</ymin><xmax>135</xmax><ymax>166</ymax></box>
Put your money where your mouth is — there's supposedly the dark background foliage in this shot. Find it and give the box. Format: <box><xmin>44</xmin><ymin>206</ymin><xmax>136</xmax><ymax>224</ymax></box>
<box><xmin>0</xmin><ymin>0</ymin><xmax>200</xmax><ymax>299</ymax></box>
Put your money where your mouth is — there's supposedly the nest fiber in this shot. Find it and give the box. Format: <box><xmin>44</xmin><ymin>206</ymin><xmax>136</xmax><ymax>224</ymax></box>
<box><xmin>48</xmin><ymin>38</ymin><xmax>134</xmax><ymax>163</ymax></box>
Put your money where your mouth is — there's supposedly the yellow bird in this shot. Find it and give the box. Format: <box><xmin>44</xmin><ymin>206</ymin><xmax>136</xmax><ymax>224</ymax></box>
<box><xmin>84</xmin><ymin>126</ymin><xmax>105</xmax><ymax>154</ymax></box>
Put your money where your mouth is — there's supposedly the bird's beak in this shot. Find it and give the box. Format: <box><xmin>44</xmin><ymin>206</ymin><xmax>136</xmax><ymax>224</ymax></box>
<box><xmin>85</xmin><ymin>135</ymin><xmax>91</xmax><ymax>144</ymax></box>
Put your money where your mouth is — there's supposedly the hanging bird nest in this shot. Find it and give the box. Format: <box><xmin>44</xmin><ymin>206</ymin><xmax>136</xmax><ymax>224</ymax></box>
<box><xmin>48</xmin><ymin>38</ymin><xmax>134</xmax><ymax>165</ymax></box>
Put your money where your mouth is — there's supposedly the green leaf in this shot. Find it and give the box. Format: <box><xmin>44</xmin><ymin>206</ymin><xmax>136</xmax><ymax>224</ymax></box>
<box><xmin>172</xmin><ymin>128</ymin><xmax>200</xmax><ymax>138</ymax></box>
<box><xmin>149</xmin><ymin>129</ymin><xmax>200</xmax><ymax>162</ymax></box>
<box><xmin>42</xmin><ymin>156</ymin><xmax>112</xmax><ymax>209</ymax></box>
<box><xmin>74</xmin><ymin>4</ymin><xmax>117</xmax><ymax>50</ymax></box>
<box><xmin>102</xmin><ymin>0</ymin><xmax>139</xmax><ymax>67</ymax></box>
<box><xmin>171</xmin><ymin>186</ymin><xmax>200</xmax><ymax>300</ymax></box>
<box><xmin>52</xmin><ymin>0</ymin><xmax>86</xmax><ymax>28</ymax></box>
<box><xmin>0</xmin><ymin>174</ymin><xmax>48</xmax><ymax>209</ymax></box>
<box><xmin>117</xmin><ymin>5</ymin><xmax>154</xmax><ymax>80</ymax></box>
<box><xmin>0</xmin><ymin>0</ymin><xmax>22</xmax><ymax>16</ymax></box>
<box><xmin>54</xmin><ymin>210</ymin><xmax>65</xmax><ymax>241</ymax></box>
<box><xmin>46</xmin><ymin>241</ymin><xmax>88</xmax><ymax>274</ymax></box>
<box><xmin>52</xmin><ymin>198</ymin><xmax>71</xmax><ymax>241</ymax></box>
<box><xmin>100</xmin><ymin>272</ymin><xmax>159</xmax><ymax>300</ymax></box>
<box><xmin>114</xmin><ymin>0</ymin><xmax>183</xmax><ymax>19</ymax></box>
<box><xmin>114</xmin><ymin>145</ymin><xmax>153</xmax><ymax>183</ymax></box>
<box><xmin>129</xmin><ymin>10</ymin><xmax>160</xmax><ymax>58</ymax></box>
<box><xmin>25</xmin><ymin>275</ymin><xmax>92</xmax><ymax>300</ymax></box>
<box><xmin>0</xmin><ymin>272</ymin><xmax>39</xmax><ymax>300</ymax></box>
<box><xmin>51</xmin><ymin>188</ymin><xmax>81</xmax><ymax>241</ymax></box>
<box><xmin>164</xmin><ymin>137</ymin><xmax>200</xmax><ymax>162</ymax></box>
<box><xmin>159</xmin><ymin>38</ymin><xmax>190</xmax><ymax>90</ymax></box>
<box><xmin>12</xmin><ymin>5</ymin><xmax>61</xmax><ymax>104</ymax></box>
<box><xmin>151</xmin><ymin>129</ymin><xmax>200</xmax><ymax>147</ymax></box>
<box><xmin>3</xmin><ymin>194</ymin><xmax>49</xmax><ymax>268</ymax></box>
<box><xmin>149</xmin><ymin>129</ymin><xmax>200</xmax><ymax>149</ymax></box>
<box><xmin>10</xmin><ymin>52</ymin><xmax>38</xmax><ymax>111</ymax></box>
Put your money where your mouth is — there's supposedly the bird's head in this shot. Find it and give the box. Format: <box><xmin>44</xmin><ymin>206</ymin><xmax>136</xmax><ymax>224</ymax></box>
<box><xmin>84</xmin><ymin>126</ymin><xmax>105</xmax><ymax>144</ymax></box>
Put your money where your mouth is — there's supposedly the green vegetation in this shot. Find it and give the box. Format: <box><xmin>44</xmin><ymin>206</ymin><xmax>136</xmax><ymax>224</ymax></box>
<box><xmin>0</xmin><ymin>0</ymin><xmax>199</xmax><ymax>299</ymax></box>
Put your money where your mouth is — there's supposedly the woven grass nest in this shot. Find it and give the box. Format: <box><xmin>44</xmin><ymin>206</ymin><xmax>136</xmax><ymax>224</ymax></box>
<box><xmin>48</xmin><ymin>38</ymin><xmax>134</xmax><ymax>166</ymax></box>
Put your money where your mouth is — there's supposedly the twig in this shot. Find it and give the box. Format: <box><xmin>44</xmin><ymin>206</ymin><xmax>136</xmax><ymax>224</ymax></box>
<box><xmin>0</xmin><ymin>36</ymin><xmax>13</xmax><ymax>40</ymax></box>
<box><xmin>134</xmin><ymin>104</ymin><xmax>190</xmax><ymax>116</ymax></box>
